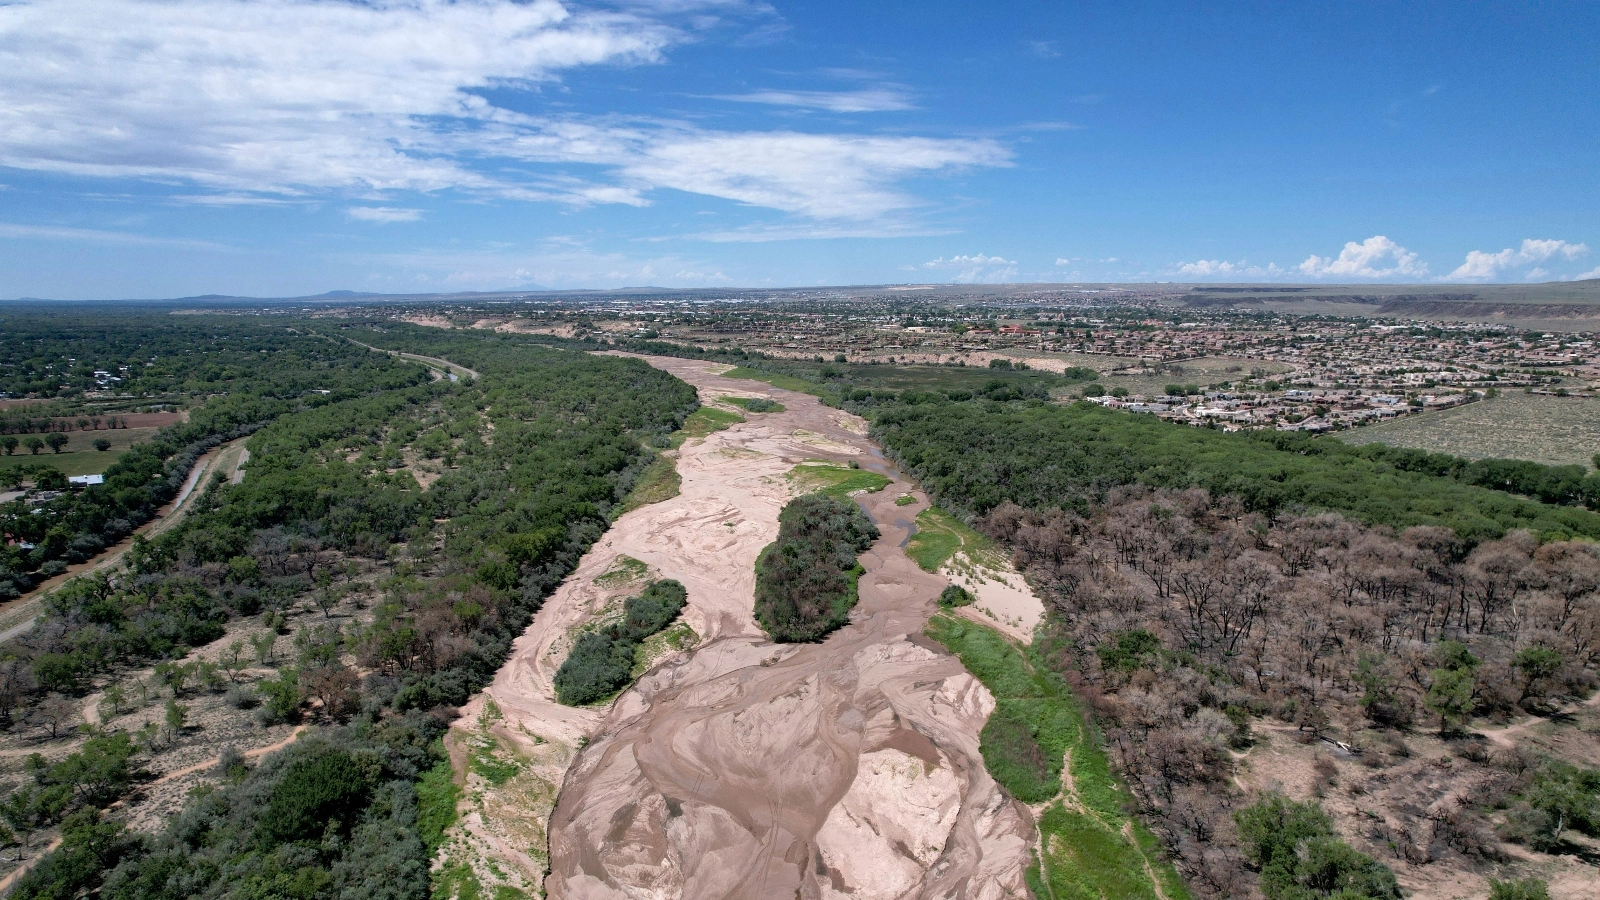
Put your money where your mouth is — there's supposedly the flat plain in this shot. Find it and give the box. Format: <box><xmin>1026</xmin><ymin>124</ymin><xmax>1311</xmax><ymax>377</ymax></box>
<box><xmin>1338</xmin><ymin>392</ymin><xmax>1600</xmax><ymax>466</ymax></box>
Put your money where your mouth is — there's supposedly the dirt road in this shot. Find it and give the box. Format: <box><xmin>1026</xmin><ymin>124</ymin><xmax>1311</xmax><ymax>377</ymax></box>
<box><xmin>0</xmin><ymin>436</ymin><xmax>250</xmax><ymax>641</ymax></box>
<box><xmin>340</xmin><ymin>336</ymin><xmax>481</xmax><ymax>381</ymax></box>
<box><xmin>463</xmin><ymin>356</ymin><xmax>1033</xmax><ymax>900</ymax></box>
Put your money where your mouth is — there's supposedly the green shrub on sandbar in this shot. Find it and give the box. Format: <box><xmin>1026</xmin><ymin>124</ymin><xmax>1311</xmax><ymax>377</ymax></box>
<box><xmin>554</xmin><ymin>580</ymin><xmax>687</xmax><ymax>705</ymax></box>
<box><xmin>754</xmin><ymin>493</ymin><xmax>879</xmax><ymax>642</ymax></box>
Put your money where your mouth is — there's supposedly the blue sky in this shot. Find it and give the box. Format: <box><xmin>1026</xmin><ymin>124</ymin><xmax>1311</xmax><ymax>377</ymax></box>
<box><xmin>1</xmin><ymin>0</ymin><xmax>1597</xmax><ymax>299</ymax></box>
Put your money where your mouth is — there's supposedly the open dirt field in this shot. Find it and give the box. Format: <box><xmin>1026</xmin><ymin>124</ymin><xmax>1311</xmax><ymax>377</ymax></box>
<box><xmin>1098</xmin><ymin>356</ymin><xmax>1291</xmax><ymax>398</ymax></box>
<box><xmin>1338</xmin><ymin>392</ymin><xmax>1600</xmax><ymax>466</ymax></box>
<box><xmin>449</xmin><ymin>355</ymin><xmax>1040</xmax><ymax>899</ymax></box>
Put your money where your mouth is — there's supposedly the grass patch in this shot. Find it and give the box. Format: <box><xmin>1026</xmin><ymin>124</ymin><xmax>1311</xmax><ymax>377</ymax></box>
<box><xmin>467</xmin><ymin>738</ymin><xmax>524</xmax><ymax>787</ymax></box>
<box><xmin>1038</xmin><ymin>805</ymin><xmax>1163</xmax><ymax>900</ymax></box>
<box><xmin>786</xmin><ymin>461</ymin><xmax>891</xmax><ymax>499</ymax></box>
<box><xmin>724</xmin><ymin>396</ymin><xmax>786</xmax><ymax>413</ymax></box>
<box><xmin>1338</xmin><ymin>392</ymin><xmax>1600</xmax><ymax>468</ymax></box>
<box><xmin>672</xmin><ymin>406</ymin><xmax>743</xmax><ymax>445</ymax></box>
<box><xmin>415</xmin><ymin>753</ymin><xmax>461</xmax><ymax>855</ymax></box>
<box><xmin>722</xmin><ymin>366</ymin><xmax>821</xmax><ymax>394</ymax></box>
<box><xmin>906</xmin><ymin>505</ymin><xmax>992</xmax><ymax>572</ymax></box>
<box><xmin>631</xmin><ymin>620</ymin><xmax>699</xmax><ymax>678</ymax></box>
<box><xmin>926</xmin><ymin>613</ymin><xmax>1189</xmax><ymax>900</ymax></box>
<box><xmin>1</xmin><ymin>450</ymin><xmax>123</xmax><ymax>478</ymax></box>
<box><xmin>434</xmin><ymin>861</ymin><xmax>484</xmax><ymax>900</ymax></box>
<box><xmin>615</xmin><ymin>454</ymin><xmax>680</xmax><ymax>518</ymax></box>
<box><xmin>895</xmin><ymin>493</ymin><xmax>917</xmax><ymax>506</ymax></box>
<box><xmin>594</xmin><ymin>555</ymin><xmax>649</xmax><ymax>587</ymax></box>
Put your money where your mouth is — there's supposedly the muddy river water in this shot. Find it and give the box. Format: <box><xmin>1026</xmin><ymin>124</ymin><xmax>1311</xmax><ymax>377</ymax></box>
<box><xmin>460</xmin><ymin>355</ymin><xmax>1034</xmax><ymax>899</ymax></box>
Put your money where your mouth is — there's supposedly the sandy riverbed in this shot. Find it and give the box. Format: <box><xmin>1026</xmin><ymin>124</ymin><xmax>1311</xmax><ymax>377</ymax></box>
<box><xmin>451</xmin><ymin>355</ymin><xmax>1038</xmax><ymax>899</ymax></box>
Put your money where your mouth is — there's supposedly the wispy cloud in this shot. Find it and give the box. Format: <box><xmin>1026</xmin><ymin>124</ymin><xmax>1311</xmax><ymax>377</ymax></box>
<box><xmin>679</xmin><ymin>221</ymin><xmax>957</xmax><ymax>242</ymax></box>
<box><xmin>1447</xmin><ymin>238</ymin><xmax>1588</xmax><ymax>280</ymax></box>
<box><xmin>917</xmin><ymin>253</ymin><xmax>1017</xmax><ymax>283</ymax></box>
<box><xmin>0</xmin><ymin>222</ymin><xmax>229</xmax><ymax>249</ymax></box>
<box><xmin>1299</xmin><ymin>235</ymin><xmax>1427</xmax><ymax>279</ymax></box>
<box><xmin>170</xmin><ymin>193</ymin><xmax>302</xmax><ymax>206</ymax></box>
<box><xmin>710</xmin><ymin>88</ymin><xmax>914</xmax><ymax>112</ymax></box>
<box><xmin>0</xmin><ymin>0</ymin><xmax>1005</xmax><ymax>222</ymax></box>
<box><xmin>348</xmin><ymin>206</ymin><xmax>422</xmax><ymax>223</ymax></box>
<box><xmin>1028</xmin><ymin>40</ymin><xmax>1061</xmax><ymax>59</ymax></box>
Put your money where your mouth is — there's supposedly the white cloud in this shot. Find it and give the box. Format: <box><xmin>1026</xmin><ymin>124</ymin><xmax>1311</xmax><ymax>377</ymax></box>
<box><xmin>711</xmin><ymin>88</ymin><xmax>913</xmax><ymax>112</ymax></box>
<box><xmin>923</xmin><ymin>254</ymin><xmax>1014</xmax><ymax>268</ymax></box>
<box><xmin>1577</xmin><ymin>266</ymin><xmax>1600</xmax><ymax>281</ymax></box>
<box><xmin>919</xmin><ymin>254</ymin><xmax>1017</xmax><ymax>283</ymax></box>
<box><xmin>1176</xmin><ymin>259</ymin><xmax>1239</xmax><ymax>277</ymax></box>
<box><xmin>1028</xmin><ymin>40</ymin><xmax>1061</xmax><ymax>59</ymax></box>
<box><xmin>615</xmin><ymin>130</ymin><xmax>1006</xmax><ymax>219</ymax></box>
<box><xmin>0</xmin><ymin>0</ymin><xmax>1006</xmax><ymax>221</ymax></box>
<box><xmin>1171</xmin><ymin>259</ymin><xmax>1283</xmax><ymax>279</ymax></box>
<box><xmin>348</xmin><ymin>206</ymin><xmax>422</xmax><ymax>223</ymax></box>
<box><xmin>1447</xmin><ymin>238</ymin><xmax>1589</xmax><ymax>280</ymax></box>
<box><xmin>1298</xmin><ymin>236</ymin><xmax>1427</xmax><ymax>279</ymax></box>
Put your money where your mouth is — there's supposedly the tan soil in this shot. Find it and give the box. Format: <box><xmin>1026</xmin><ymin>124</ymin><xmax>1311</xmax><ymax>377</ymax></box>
<box><xmin>943</xmin><ymin>553</ymin><xmax>1043</xmax><ymax>644</ymax></box>
<box><xmin>454</xmin><ymin>355</ymin><xmax>1034</xmax><ymax>899</ymax></box>
<box><xmin>1236</xmin><ymin>718</ymin><xmax>1600</xmax><ymax>900</ymax></box>
<box><xmin>403</xmin><ymin>315</ymin><xmax>458</xmax><ymax>329</ymax></box>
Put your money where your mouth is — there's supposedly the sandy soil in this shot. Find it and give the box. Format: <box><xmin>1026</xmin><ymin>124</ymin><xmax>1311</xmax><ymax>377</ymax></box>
<box><xmin>943</xmin><ymin>555</ymin><xmax>1043</xmax><ymax>644</ymax></box>
<box><xmin>453</xmin><ymin>355</ymin><xmax>1035</xmax><ymax>899</ymax></box>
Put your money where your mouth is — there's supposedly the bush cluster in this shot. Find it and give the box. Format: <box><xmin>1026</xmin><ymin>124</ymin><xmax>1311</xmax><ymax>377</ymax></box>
<box><xmin>754</xmin><ymin>493</ymin><xmax>879</xmax><ymax>642</ymax></box>
<box><xmin>553</xmin><ymin>579</ymin><xmax>687</xmax><ymax>705</ymax></box>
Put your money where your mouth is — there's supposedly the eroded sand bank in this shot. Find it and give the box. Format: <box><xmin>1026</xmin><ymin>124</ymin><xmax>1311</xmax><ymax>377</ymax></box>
<box><xmin>455</xmin><ymin>355</ymin><xmax>1035</xmax><ymax>899</ymax></box>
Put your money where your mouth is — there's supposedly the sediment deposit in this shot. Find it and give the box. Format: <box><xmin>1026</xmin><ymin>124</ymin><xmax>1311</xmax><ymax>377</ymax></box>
<box><xmin>457</xmin><ymin>356</ymin><xmax>1035</xmax><ymax>899</ymax></box>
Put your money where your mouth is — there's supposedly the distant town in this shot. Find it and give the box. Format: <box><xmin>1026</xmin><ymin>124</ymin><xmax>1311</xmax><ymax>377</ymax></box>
<box><xmin>376</xmin><ymin>286</ymin><xmax>1600</xmax><ymax>435</ymax></box>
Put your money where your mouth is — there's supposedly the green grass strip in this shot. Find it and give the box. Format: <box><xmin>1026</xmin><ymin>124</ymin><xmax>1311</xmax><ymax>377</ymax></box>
<box><xmin>678</xmin><ymin>406</ymin><xmax>743</xmax><ymax>439</ymax></box>
<box><xmin>904</xmin><ymin>505</ymin><xmax>991</xmax><ymax>572</ymax></box>
<box><xmin>415</xmin><ymin>753</ymin><xmax>461</xmax><ymax>856</ymax></box>
<box><xmin>926</xmin><ymin>613</ymin><xmax>1190</xmax><ymax>900</ymax></box>
<box><xmin>786</xmin><ymin>462</ymin><xmax>891</xmax><ymax>499</ymax></box>
<box><xmin>615</xmin><ymin>454</ymin><xmax>681</xmax><ymax>518</ymax></box>
<box><xmin>722</xmin><ymin>366</ymin><xmax>823</xmax><ymax>395</ymax></box>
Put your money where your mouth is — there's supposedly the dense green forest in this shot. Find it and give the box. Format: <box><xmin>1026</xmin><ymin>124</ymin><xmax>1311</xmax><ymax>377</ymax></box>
<box><xmin>868</xmin><ymin>398</ymin><xmax>1600</xmax><ymax>541</ymax></box>
<box><xmin>3</xmin><ymin>324</ymin><xmax>697</xmax><ymax>900</ymax></box>
<box><xmin>1326</xmin><ymin>439</ymin><xmax>1600</xmax><ymax>511</ymax></box>
<box><xmin>753</xmin><ymin>493</ymin><xmax>879</xmax><ymax>642</ymax></box>
<box><xmin>0</xmin><ymin>313</ymin><xmax>430</xmax><ymax>599</ymax></box>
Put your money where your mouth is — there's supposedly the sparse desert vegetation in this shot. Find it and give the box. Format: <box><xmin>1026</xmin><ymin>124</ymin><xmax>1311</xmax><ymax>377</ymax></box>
<box><xmin>1341</xmin><ymin>392</ymin><xmax>1600</xmax><ymax>468</ymax></box>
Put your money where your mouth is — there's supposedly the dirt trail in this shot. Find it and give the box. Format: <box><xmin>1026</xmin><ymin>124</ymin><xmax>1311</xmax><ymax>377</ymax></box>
<box><xmin>0</xmin><ymin>436</ymin><xmax>250</xmax><ymax>642</ymax></box>
<box><xmin>465</xmin><ymin>356</ymin><xmax>1033</xmax><ymax>900</ymax></box>
<box><xmin>341</xmin><ymin>337</ymin><xmax>481</xmax><ymax>381</ymax></box>
<box><xmin>135</xmin><ymin>724</ymin><xmax>309</xmax><ymax>788</ymax></box>
<box><xmin>1480</xmin><ymin>689</ymin><xmax>1600</xmax><ymax>751</ymax></box>
<box><xmin>0</xmin><ymin>837</ymin><xmax>59</xmax><ymax>894</ymax></box>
